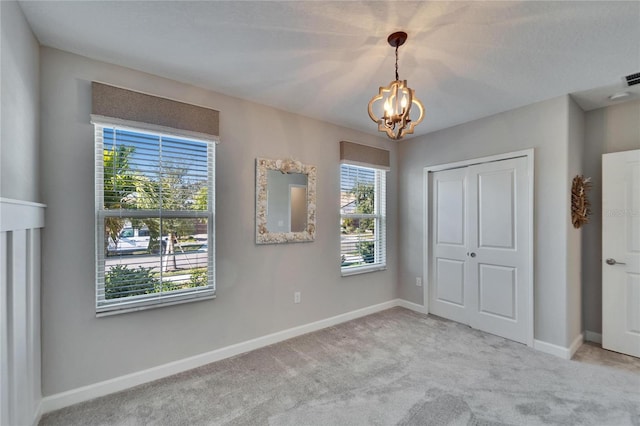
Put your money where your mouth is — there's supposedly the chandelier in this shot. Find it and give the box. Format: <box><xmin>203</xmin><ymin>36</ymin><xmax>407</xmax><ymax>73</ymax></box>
<box><xmin>368</xmin><ymin>31</ymin><xmax>424</xmax><ymax>140</ymax></box>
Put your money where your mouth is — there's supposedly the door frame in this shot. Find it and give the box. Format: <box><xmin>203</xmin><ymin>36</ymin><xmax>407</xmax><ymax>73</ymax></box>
<box><xmin>288</xmin><ymin>183</ymin><xmax>307</xmax><ymax>232</ymax></box>
<box><xmin>423</xmin><ymin>149</ymin><xmax>535</xmax><ymax>347</ymax></box>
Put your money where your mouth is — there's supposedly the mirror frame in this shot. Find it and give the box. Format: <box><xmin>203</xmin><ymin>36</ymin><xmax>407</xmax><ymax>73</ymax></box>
<box><xmin>256</xmin><ymin>157</ymin><xmax>317</xmax><ymax>244</ymax></box>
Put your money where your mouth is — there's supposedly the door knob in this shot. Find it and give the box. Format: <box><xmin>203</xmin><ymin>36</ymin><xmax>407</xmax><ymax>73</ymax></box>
<box><xmin>469</xmin><ymin>252</ymin><xmax>476</xmax><ymax>258</ymax></box>
<box><xmin>606</xmin><ymin>258</ymin><xmax>626</xmax><ymax>265</ymax></box>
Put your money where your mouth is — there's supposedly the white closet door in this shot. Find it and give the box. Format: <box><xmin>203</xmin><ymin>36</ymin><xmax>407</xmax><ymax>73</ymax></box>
<box><xmin>429</xmin><ymin>167</ymin><xmax>469</xmax><ymax>324</ymax></box>
<box><xmin>429</xmin><ymin>156</ymin><xmax>529</xmax><ymax>344</ymax></box>
<box><xmin>467</xmin><ymin>157</ymin><xmax>529</xmax><ymax>343</ymax></box>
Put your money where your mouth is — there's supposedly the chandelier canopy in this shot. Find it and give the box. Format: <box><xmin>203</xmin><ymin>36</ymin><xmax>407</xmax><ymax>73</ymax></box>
<box><xmin>368</xmin><ymin>31</ymin><xmax>424</xmax><ymax>140</ymax></box>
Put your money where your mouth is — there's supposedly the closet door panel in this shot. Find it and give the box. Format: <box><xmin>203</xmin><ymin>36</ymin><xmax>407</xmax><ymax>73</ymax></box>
<box><xmin>467</xmin><ymin>157</ymin><xmax>529</xmax><ymax>344</ymax></box>
<box><xmin>429</xmin><ymin>168</ymin><xmax>469</xmax><ymax>324</ymax></box>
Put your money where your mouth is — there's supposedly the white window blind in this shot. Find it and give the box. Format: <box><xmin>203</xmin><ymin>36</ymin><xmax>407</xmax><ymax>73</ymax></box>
<box><xmin>340</xmin><ymin>164</ymin><xmax>387</xmax><ymax>275</ymax></box>
<box><xmin>94</xmin><ymin>121</ymin><xmax>215</xmax><ymax>315</ymax></box>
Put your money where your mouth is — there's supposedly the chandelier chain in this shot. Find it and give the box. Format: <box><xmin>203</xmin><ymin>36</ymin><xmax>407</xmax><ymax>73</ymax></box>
<box><xmin>395</xmin><ymin>44</ymin><xmax>399</xmax><ymax>81</ymax></box>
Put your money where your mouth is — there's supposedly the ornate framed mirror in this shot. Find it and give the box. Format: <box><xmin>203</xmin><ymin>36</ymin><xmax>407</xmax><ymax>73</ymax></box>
<box><xmin>255</xmin><ymin>158</ymin><xmax>317</xmax><ymax>244</ymax></box>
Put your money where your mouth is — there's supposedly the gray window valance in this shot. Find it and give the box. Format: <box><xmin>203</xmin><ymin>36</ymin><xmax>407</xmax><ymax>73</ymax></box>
<box><xmin>92</xmin><ymin>82</ymin><xmax>219</xmax><ymax>137</ymax></box>
<box><xmin>340</xmin><ymin>141</ymin><xmax>390</xmax><ymax>170</ymax></box>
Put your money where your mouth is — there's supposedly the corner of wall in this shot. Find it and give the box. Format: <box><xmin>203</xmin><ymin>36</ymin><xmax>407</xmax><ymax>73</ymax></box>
<box><xmin>534</xmin><ymin>332</ymin><xmax>584</xmax><ymax>360</ymax></box>
<box><xmin>565</xmin><ymin>96</ymin><xmax>586</xmax><ymax>348</ymax></box>
<box><xmin>0</xmin><ymin>0</ymin><xmax>41</xmax><ymax>203</ymax></box>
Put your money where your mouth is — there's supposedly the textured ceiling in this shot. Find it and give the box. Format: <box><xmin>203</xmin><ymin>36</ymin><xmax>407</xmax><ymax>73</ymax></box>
<box><xmin>19</xmin><ymin>1</ymin><xmax>640</xmax><ymax>138</ymax></box>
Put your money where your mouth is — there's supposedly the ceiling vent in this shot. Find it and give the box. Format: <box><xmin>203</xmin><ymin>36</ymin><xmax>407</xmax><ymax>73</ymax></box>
<box><xmin>624</xmin><ymin>72</ymin><xmax>640</xmax><ymax>86</ymax></box>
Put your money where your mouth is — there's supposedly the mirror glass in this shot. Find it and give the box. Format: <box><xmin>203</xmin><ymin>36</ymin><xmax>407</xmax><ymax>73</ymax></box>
<box><xmin>266</xmin><ymin>170</ymin><xmax>308</xmax><ymax>233</ymax></box>
<box><xmin>256</xmin><ymin>158</ymin><xmax>316</xmax><ymax>244</ymax></box>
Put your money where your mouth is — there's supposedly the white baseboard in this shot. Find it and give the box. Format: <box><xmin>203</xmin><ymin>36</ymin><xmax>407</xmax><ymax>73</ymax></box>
<box><xmin>41</xmin><ymin>299</ymin><xmax>402</xmax><ymax>414</ymax></box>
<box><xmin>534</xmin><ymin>340</ymin><xmax>570</xmax><ymax>359</ymax></box>
<box><xmin>568</xmin><ymin>333</ymin><xmax>584</xmax><ymax>358</ymax></box>
<box><xmin>397</xmin><ymin>299</ymin><xmax>428</xmax><ymax>314</ymax></box>
<box><xmin>534</xmin><ymin>333</ymin><xmax>584</xmax><ymax>360</ymax></box>
<box><xmin>585</xmin><ymin>331</ymin><xmax>602</xmax><ymax>344</ymax></box>
<box><xmin>32</xmin><ymin>400</ymin><xmax>42</xmax><ymax>426</ymax></box>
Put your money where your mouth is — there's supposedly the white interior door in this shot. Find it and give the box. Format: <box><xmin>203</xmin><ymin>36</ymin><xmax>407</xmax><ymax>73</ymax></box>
<box><xmin>467</xmin><ymin>157</ymin><xmax>529</xmax><ymax>343</ymax></box>
<box><xmin>429</xmin><ymin>156</ymin><xmax>529</xmax><ymax>344</ymax></box>
<box><xmin>602</xmin><ymin>149</ymin><xmax>640</xmax><ymax>358</ymax></box>
<box><xmin>430</xmin><ymin>167</ymin><xmax>469</xmax><ymax>325</ymax></box>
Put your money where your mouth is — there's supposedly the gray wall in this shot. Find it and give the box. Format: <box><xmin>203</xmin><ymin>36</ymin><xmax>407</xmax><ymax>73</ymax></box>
<box><xmin>1</xmin><ymin>0</ymin><xmax>40</xmax><ymax>202</ymax></box>
<box><xmin>398</xmin><ymin>96</ymin><xmax>579</xmax><ymax>347</ymax></box>
<box><xmin>0</xmin><ymin>2</ymin><xmax>42</xmax><ymax>425</ymax></box>
<box><xmin>582</xmin><ymin>100</ymin><xmax>640</xmax><ymax>336</ymax></box>
<box><xmin>39</xmin><ymin>47</ymin><xmax>397</xmax><ymax>395</ymax></box>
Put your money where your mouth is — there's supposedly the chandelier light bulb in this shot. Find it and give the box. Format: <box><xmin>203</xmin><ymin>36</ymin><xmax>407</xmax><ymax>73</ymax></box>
<box><xmin>384</xmin><ymin>99</ymin><xmax>392</xmax><ymax>118</ymax></box>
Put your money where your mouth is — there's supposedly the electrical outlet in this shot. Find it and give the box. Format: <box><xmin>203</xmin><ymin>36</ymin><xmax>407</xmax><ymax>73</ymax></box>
<box><xmin>294</xmin><ymin>291</ymin><xmax>301</xmax><ymax>304</ymax></box>
<box><xmin>416</xmin><ymin>277</ymin><xmax>422</xmax><ymax>287</ymax></box>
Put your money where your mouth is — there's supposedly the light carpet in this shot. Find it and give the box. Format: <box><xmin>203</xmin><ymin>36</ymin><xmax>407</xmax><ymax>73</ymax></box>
<box><xmin>40</xmin><ymin>307</ymin><xmax>640</xmax><ymax>425</ymax></box>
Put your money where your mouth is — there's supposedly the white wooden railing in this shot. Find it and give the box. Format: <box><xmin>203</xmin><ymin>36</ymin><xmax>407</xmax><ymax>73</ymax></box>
<box><xmin>1</xmin><ymin>198</ymin><xmax>45</xmax><ymax>426</ymax></box>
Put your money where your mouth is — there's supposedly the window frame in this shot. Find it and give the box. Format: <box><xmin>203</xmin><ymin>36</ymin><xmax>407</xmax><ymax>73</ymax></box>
<box><xmin>340</xmin><ymin>163</ymin><xmax>387</xmax><ymax>276</ymax></box>
<box><xmin>93</xmin><ymin>117</ymin><xmax>217</xmax><ymax>316</ymax></box>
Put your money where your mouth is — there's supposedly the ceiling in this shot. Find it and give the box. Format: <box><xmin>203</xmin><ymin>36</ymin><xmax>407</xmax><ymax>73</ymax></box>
<box><xmin>19</xmin><ymin>1</ymin><xmax>640</xmax><ymax>139</ymax></box>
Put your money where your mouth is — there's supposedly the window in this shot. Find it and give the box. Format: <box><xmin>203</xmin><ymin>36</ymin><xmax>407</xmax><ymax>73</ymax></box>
<box><xmin>94</xmin><ymin>123</ymin><xmax>215</xmax><ymax>315</ymax></box>
<box><xmin>340</xmin><ymin>164</ymin><xmax>387</xmax><ymax>275</ymax></box>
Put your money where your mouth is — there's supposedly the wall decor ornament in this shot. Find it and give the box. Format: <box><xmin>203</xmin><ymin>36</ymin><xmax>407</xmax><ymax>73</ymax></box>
<box><xmin>256</xmin><ymin>157</ymin><xmax>317</xmax><ymax>244</ymax></box>
<box><xmin>571</xmin><ymin>175</ymin><xmax>592</xmax><ymax>229</ymax></box>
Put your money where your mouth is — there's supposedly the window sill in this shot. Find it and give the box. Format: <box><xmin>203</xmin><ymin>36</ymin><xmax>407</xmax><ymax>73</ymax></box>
<box><xmin>96</xmin><ymin>291</ymin><xmax>215</xmax><ymax>317</ymax></box>
<box><xmin>341</xmin><ymin>264</ymin><xmax>387</xmax><ymax>277</ymax></box>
